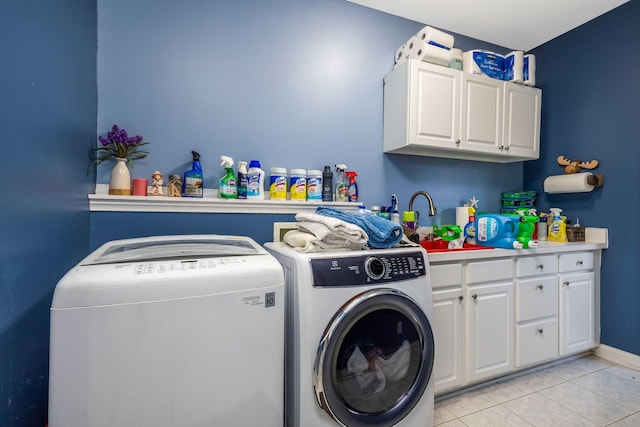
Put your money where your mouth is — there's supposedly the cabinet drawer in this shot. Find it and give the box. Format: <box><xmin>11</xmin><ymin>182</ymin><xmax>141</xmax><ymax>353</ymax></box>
<box><xmin>516</xmin><ymin>255</ymin><xmax>558</xmax><ymax>277</ymax></box>
<box><xmin>559</xmin><ymin>252</ymin><xmax>594</xmax><ymax>272</ymax></box>
<box><xmin>516</xmin><ymin>318</ymin><xmax>558</xmax><ymax>367</ymax></box>
<box><xmin>466</xmin><ymin>259</ymin><xmax>513</xmax><ymax>284</ymax></box>
<box><xmin>516</xmin><ymin>277</ymin><xmax>558</xmax><ymax>321</ymax></box>
<box><xmin>430</xmin><ymin>263</ymin><xmax>462</xmax><ymax>289</ymax></box>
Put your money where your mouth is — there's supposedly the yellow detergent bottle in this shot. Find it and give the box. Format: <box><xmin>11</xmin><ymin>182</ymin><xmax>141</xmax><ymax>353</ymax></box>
<box><xmin>547</xmin><ymin>208</ymin><xmax>567</xmax><ymax>242</ymax></box>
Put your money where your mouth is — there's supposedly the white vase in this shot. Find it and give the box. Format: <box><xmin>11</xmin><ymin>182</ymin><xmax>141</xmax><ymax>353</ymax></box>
<box><xmin>109</xmin><ymin>158</ymin><xmax>131</xmax><ymax>195</ymax></box>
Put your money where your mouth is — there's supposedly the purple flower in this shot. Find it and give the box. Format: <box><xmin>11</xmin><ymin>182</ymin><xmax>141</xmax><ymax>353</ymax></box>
<box><xmin>89</xmin><ymin>124</ymin><xmax>150</xmax><ymax>171</ymax></box>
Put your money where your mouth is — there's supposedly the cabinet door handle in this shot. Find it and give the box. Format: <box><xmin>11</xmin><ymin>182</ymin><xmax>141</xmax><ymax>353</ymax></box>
<box><xmin>536</xmin><ymin>284</ymin><xmax>544</xmax><ymax>290</ymax></box>
<box><xmin>536</xmin><ymin>264</ymin><xmax>544</xmax><ymax>270</ymax></box>
<box><xmin>563</xmin><ymin>281</ymin><xmax>570</xmax><ymax>286</ymax></box>
<box><xmin>577</xmin><ymin>260</ymin><xmax>584</xmax><ymax>265</ymax></box>
<box><xmin>455</xmin><ymin>139</ymin><xmax>461</xmax><ymax>145</ymax></box>
<box><xmin>458</xmin><ymin>295</ymin><xmax>464</xmax><ymax>302</ymax></box>
<box><xmin>504</xmin><ymin>145</ymin><xmax>510</xmax><ymax>151</ymax></box>
<box><xmin>537</xmin><ymin>328</ymin><xmax>544</xmax><ymax>334</ymax></box>
<box><xmin>472</xmin><ymin>293</ymin><xmax>478</xmax><ymax>300</ymax></box>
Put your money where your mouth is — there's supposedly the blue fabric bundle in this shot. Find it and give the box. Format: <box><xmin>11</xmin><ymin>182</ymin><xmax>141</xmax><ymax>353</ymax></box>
<box><xmin>316</xmin><ymin>206</ymin><xmax>403</xmax><ymax>249</ymax></box>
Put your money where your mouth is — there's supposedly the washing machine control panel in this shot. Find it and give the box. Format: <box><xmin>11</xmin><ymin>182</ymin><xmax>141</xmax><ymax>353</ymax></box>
<box><xmin>310</xmin><ymin>251</ymin><xmax>426</xmax><ymax>287</ymax></box>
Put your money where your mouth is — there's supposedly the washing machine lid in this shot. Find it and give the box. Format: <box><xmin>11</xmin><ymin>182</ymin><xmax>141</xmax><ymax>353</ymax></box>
<box><xmin>82</xmin><ymin>235</ymin><xmax>261</xmax><ymax>265</ymax></box>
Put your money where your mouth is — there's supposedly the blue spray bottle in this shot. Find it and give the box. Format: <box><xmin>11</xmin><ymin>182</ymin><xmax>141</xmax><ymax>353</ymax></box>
<box><xmin>182</xmin><ymin>151</ymin><xmax>203</xmax><ymax>198</ymax></box>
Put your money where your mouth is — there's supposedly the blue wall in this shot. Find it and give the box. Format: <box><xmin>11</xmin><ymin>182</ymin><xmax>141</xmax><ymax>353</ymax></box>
<box><xmin>0</xmin><ymin>1</ymin><xmax>97</xmax><ymax>425</ymax></box>
<box><xmin>93</xmin><ymin>0</ymin><xmax>522</xmax><ymax>252</ymax></box>
<box><xmin>525</xmin><ymin>0</ymin><xmax>640</xmax><ymax>355</ymax></box>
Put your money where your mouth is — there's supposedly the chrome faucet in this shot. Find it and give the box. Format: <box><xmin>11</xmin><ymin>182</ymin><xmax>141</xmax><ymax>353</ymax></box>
<box><xmin>408</xmin><ymin>191</ymin><xmax>437</xmax><ymax>229</ymax></box>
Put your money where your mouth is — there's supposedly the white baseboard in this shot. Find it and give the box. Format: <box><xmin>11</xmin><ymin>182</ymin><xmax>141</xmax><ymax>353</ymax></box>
<box><xmin>594</xmin><ymin>344</ymin><xmax>640</xmax><ymax>370</ymax></box>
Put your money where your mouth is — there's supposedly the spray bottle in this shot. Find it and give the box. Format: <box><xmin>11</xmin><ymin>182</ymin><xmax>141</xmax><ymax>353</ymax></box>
<box><xmin>547</xmin><ymin>208</ymin><xmax>567</xmax><ymax>242</ymax></box>
<box><xmin>322</xmin><ymin>165</ymin><xmax>333</xmax><ymax>202</ymax></box>
<box><xmin>390</xmin><ymin>194</ymin><xmax>401</xmax><ymax>225</ymax></box>
<box><xmin>346</xmin><ymin>171</ymin><xmax>358</xmax><ymax>202</ymax></box>
<box><xmin>334</xmin><ymin>164</ymin><xmax>348</xmax><ymax>202</ymax></box>
<box><xmin>182</xmin><ymin>150</ymin><xmax>203</xmax><ymax>198</ymax></box>
<box><xmin>237</xmin><ymin>161</ymin><xmax>248</xmax><ymax>199</ymax></box>
<box><xmin>218</xmin><ymin>156</ymin><xmax>237</xmax><ymax>199</ymax></box>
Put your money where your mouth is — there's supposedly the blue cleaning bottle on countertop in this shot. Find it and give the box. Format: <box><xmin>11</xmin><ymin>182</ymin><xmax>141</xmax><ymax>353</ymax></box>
<box><xmin>246</xmin><ymin>160</ymin><xmax>265</xmax><ymax>199</ymax></box>
<box><xmin>182</xmin><ymin>150</ymin><xmax>203</xmax><ymax>198</ymax></box>
<box><xmin>474</xmin><ymin>214</ymin><xmax>522</xmax><ymax>249</ymax></box>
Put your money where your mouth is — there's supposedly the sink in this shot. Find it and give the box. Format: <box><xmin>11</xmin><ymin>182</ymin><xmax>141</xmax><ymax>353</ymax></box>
<box><xmin>419</xmin><ymin>240</ymin><xmax>494</xmax><ymax>253</ymax></box>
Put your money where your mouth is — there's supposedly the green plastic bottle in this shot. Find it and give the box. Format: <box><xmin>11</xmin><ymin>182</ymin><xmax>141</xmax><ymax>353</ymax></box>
<box><xmin>219</xmin><ymin>156</ymin><xmax>237</xmax><ymax>199</ymax></box>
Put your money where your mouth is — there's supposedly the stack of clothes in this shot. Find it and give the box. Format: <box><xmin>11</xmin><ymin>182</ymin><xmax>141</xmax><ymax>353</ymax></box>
<box><xmin>283</xmin><ymin>207</ymin><xmax>405</xmax><ymax>252</ymax></box>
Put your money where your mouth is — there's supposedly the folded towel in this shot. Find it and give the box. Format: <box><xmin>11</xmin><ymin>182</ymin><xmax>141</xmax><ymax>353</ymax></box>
<box><xmin>295</xmin><ymin>212</ymin><xmax>368</xmax><ymax>242</ymax></box>
<box><xmin>315</xmin><ymin>207</ymin><xmax>403</xmax><ymax>249</ymax></box>
<box><xmin>283</xmin><ymin>229</ymin><xmax>365</xmax><ymax>253</ymax></box>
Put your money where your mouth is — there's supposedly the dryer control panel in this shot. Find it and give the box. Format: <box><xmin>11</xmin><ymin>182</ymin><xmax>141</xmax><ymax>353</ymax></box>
<box><xmin>310</xmin><ymin>251</ymin><xmax>427</xmax><ymax>287</ymax></box>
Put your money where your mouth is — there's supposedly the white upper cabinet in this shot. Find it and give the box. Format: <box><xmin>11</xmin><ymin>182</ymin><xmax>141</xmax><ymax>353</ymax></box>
<box><xmin>383</xmin><ymin>60</ymin><xmax>541</xmax><ymax>163</ymax></box>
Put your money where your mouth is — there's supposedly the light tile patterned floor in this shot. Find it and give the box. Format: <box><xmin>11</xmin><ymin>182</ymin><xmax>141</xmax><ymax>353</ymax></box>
<box><xmin>435</xmin><ymin>355</ymin><xmax>640</xmax><ymax>426</ymax></box>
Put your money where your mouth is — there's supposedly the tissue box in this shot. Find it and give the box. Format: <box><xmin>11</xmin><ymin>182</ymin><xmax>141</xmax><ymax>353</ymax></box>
<box><xmin>566</xmin><ymin>226</ymin><xmax>585</xmax><ymax>242</ymax></box>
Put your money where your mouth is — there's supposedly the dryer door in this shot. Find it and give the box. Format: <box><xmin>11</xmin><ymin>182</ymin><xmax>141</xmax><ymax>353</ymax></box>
<box><xmin>313</xmin><ymin>288</ymin><xmax>434</xmax><ymax>427</ymax></box>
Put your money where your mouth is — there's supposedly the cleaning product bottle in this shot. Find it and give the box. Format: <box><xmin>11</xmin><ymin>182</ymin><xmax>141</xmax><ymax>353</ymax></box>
<box><xmin>246</xmin><ymin>160</ymin><xmax>265</xmax><ymax>199</ymax></box>
<box><xmin>218</xmin><ymin>156</ymin><xmax>237</xmax><ymax>199</ymax></box>
<box><xmin>269</xmin><ymin>167</ymin><xmax>287</xmax><ymax>200</ymax></box>
<box><xmin>547</xmin><ymin>208</ymin><xmax>567</xmax><ymax>242</ymax></box>
<box><xmin>334</xmin><ymin>164</ymin><xmax>348</xmax><ymax>202</ymax></box>
<box><xmin>390</xmin><ymin>194</ymin><xmax>401</xmax><ymax>225</ymax></box>
<box><xmin>182</xmin><ymin>150</ymin><xmax>203</xmax><ymax>198</ymax></box>
<box><xmin>346</xmin><ymin>171</ymin><xmax>358</xmax><ymax>202</ymax></box>
<box><xmin>322</xmin><ymin>165</ymin><xmax>333</xmax><ymax>202</ymax></box>
<box><xmin>306</xmin><ymin>169</ymin><xmax>322</xmax><ymax>201</ymax></box>
<box><xmin>474</xmin><ymin>214</ymin><xmax>522</xmax><ymax>249</ymax></box>
<box><xmin>237</xmin><ymin>161</ymin><xmax>248</xmax><ymax>199</ymax></box>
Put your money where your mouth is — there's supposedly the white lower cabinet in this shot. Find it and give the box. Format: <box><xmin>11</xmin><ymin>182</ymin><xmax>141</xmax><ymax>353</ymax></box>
<box><xmin>465</xmin><ymin>259</ymin><xmax>514</xmax><ymax>383</ymax></box>
<box><xmin>430</xmin><ymin>263</ymin><xmax>464</xmax><ymax>394</ymax></box>
<box><xmin>430</xmin><ymin>249</ymin><xmax>600</xmax><ymax>396</ymax></box>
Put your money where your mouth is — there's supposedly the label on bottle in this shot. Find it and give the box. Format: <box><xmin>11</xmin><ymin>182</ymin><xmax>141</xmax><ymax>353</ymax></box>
<box><xmin>269</xmin><ymin>174</ymin><xmax>287</xmax><ymax>199</ymax></box>
<box><xmin>247</xmin><ymin>173</ymin><xmax>261</xmax><ymax>197</ymax></box>
<box><xmin>237</xmin><ymin>172</ymin><xmax>248</xmax><ymax>199</ymax></box>
<box><xmin>307</xmin><ymin>176</ymin><xmax>322</xmax><ymax>200</ymax></box>
<box><xmin>289</xmin><ymin>174</ymin><xmax>306</xmax><ymax>200</ymax></box>
<box><xmin>184</xmin><ymin>176</ymin><xmax>203</xmax><ymax>197</ymax></box>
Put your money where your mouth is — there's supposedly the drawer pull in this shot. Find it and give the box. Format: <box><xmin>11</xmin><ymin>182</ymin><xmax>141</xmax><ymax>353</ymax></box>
<box><xmin>472</xmin><ymin>294</ymin><xmax>478</xmax><ymax>301</ymax></box>
<box><xmin>577</xmin><ymin>260</ymin><xmax>584</xmax><ymax>265</ymax></box>
<box><xmin>563</xmin><ymin>281</ymin><xmax>570</xmax><ymax>286</ymax></box>
<box><xmin>458</xmin><ymin>295</ymin><xmax>464</xmax><ymax>302</ymax></box>
<box><xmin>537</xmin><ymin>329</ymin><xmax>544</xmax><ymax>334</ymax></box>
<box><xmin>536</xmin><ymin>284</ymin><xmax>544</xmax><ymax>290</ymax></box>
<box><xmin>536</xmin><ymin>264</ymin><xmax>544</xmax><ymax>270</ymax></box>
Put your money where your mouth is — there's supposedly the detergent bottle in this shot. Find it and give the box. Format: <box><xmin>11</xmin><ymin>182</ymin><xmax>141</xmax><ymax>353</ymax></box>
<box><xmin>547</xmin><ymin>208</ymin><xmax>567</xmax><ymax>242</ymax></box>
<box><xmin>182</xmin><ymin>151</ymin><xmax>203</xmax><ymax>198</ymax></box>
<box><xmin>504</xmin><ymin>212</ymin><xmax>539</xmax><ymax>248</ymax></box>
<box><xmin>218</xmin><ymin>156</ymin><xmax>237</xmax><ymax>199</ymax></box>
<box><xmin>237</xmin><ymin>161</ymin><xmax>248</xmax><ymax>199</ymax></box>
<box><xmin>334</xmin><ymin>164</ymin><xmax>348</xmax><ymax>202</ymax></box>
<box><xmin>474</xmin><ymin>214</ymin><xmax>522</xmax><ymax>249</ymax></box>
<box><xmin>246</xmin><ymin>160</ymin><xmax>265</xmax><ymax>199</ymax></box>
<box><xmin>346</xmin><ymin>171</ymin><xmax>358</xmax><ymax>202</ymax></box>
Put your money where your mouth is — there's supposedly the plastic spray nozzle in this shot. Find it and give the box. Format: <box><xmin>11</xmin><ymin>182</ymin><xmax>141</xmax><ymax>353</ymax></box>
<box><xmin>346</xmin><ymin>171</ymin><xmax>357</xmax><ymax>180</ymax></box>
<box><xmin>335</xmin><ymin>163</ymin><xmax>347</xmax><ymax>171</ymax></box>
<box><xmin>220</xmin><ymin>156</ymin><xmax>234</xmax><ymax>167</ymax></box>
<box><xmin>550</xmin><ymin>208</ymin><xmax>562</xmax><ymax>218</ymax></box>
<box><xmin>192</xmin><ymin>151</ymin><xmax>201</xmax><ymax>161</ymax></box>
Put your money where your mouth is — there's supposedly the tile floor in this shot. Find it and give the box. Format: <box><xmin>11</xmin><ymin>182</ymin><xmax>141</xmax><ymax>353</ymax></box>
<box><xmin>434</xmin><ymin>354</ymin><xmax>640</xmax><ymax>426</ymax></box>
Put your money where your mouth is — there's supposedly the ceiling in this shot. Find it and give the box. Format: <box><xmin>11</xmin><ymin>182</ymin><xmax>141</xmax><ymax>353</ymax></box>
<box><xmin>346</xmin><ymin>0</ymin><xmax>629</xmax><ymax>51</ymax></box>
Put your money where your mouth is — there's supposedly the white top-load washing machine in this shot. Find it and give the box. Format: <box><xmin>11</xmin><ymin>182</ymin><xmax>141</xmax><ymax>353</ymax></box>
<box><xmin>264</xmin><ymin>243</ymin><xmax>435</xmax><ymax>427</ymax></box>
<box><xmin>49</xmin><ymin>235</ymin><xmax>284</xmax><ymax>427</ymax></box>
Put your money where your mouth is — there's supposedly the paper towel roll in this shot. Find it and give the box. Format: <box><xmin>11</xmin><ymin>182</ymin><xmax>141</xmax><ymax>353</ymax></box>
<box><xmin>463</xmin><ymin>50</ymin><xmax>504</xmax><ymax>80</ymax></box>
<box><xmin>415</xmin><ymin>42</ymin><xmax>451</xmax><ymax>66</ymax></box>
<box><xmin>416</xmin><ymin>25</ymin><xmax>454</xmax><ymax>49</ymax></box>
<box><xmin>523</xmin><ymin>54</ymin><xmax>536</xmax><ymax>86</ymax></box>
<box><xmin>543</xmin><ymin>173</ymin><xmax>599</xmax><ymax>193</ymax></box>
<box><xmin>504</xmin><ymin>51</ymin><xmax>524</xmax><ymax>83</ymax></box>
<box><xmin>456</xmin><ymin>207</ymin><xmax>471</xmax><ymax>229</ymax></box>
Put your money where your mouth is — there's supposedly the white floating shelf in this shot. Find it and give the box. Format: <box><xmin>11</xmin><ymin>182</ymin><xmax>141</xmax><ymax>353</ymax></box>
<box><xmin>89</xmin><ymin>184</ymin><xmax>360</xmax><ymax>214</ymax></box>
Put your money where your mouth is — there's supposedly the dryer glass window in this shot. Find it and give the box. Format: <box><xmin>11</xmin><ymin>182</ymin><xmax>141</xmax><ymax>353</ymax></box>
<box><xmin>314</xmin><ymin>289</ymin><xmax>434</xmax><ymax>427</ymax></box>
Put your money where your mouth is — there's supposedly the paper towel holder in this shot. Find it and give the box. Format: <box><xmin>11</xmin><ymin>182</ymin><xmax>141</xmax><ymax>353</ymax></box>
<box><xmin>543</xmin><ymin>172</ymin><xmax>603</xmax><ymax>193</ymax></box>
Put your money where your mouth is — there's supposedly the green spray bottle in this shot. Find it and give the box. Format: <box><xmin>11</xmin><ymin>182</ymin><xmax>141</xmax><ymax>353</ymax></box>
<box><xmin>219</xmin><ymin>156</ymin><xmax>237</xmax><ymax>199</ymax></box>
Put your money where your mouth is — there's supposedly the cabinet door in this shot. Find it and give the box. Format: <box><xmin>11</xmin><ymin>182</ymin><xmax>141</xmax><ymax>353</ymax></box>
<box><xmin>503</xmin><ymin>83</ymin><xmax>541</xmax><ymax>159</ymax></box>
<box><xmin>559</xmin><ymin>272</ymin><xmax>595</xmax><ymax>356</ymax></box>
<box><xmin>466</xmin><ymin>281</ymin><xmax>514</xmax><ymax>382</ymax></box>
<box><xmin>432</xmin><ymin>288</ymin><xmax>464</xmax><ymax>394</ymax></box>
<box><xmin>460</xmin><ymin>73</ymin><xmax>503</xmax><ymax>154</ymax></box>
<box><xmin>409</xmin><ymin>63</ymin><xmax>461</xmax><ymax>149</ymax></box>
<box><xmin>516</xmin><ymin>318</ymin><xmax>558</xmax><ymax>368</ymax></box>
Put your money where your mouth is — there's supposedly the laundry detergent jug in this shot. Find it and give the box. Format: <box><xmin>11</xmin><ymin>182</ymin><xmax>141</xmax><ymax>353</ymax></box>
<box><xmin>475</xmin><ymin>214</ymin><xmax>522</xmax><ymax>249</ymax></box>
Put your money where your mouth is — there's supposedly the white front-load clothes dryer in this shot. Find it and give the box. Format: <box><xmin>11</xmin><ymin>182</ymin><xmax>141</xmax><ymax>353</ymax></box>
<box><xmin>264</xmin><ymin>243</ymin><xmax>435</xmax><ymax>427</ymax></box>
<box><xmin>49</xmin><ymin>235</ymin><xmax>284</xmax><ymax>427</ymax></box>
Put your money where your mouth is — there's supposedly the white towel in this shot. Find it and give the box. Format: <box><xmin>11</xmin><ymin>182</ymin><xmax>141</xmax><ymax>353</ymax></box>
<box><xmin>294</xmin><ymin>212</ymin><xmax>368</xmax><ymax>251</ymax></box>
<box><xmin>283</xmin><ymin>230</ymin><xmax>363</xmax><ymax>252</ymax></box>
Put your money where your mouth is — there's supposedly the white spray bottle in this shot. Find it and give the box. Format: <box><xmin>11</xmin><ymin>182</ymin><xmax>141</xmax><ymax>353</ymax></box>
<box><xmin>334</xmin><ymin>164</ymin><xmax>348</xmax><ymax>202</ymax></box>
